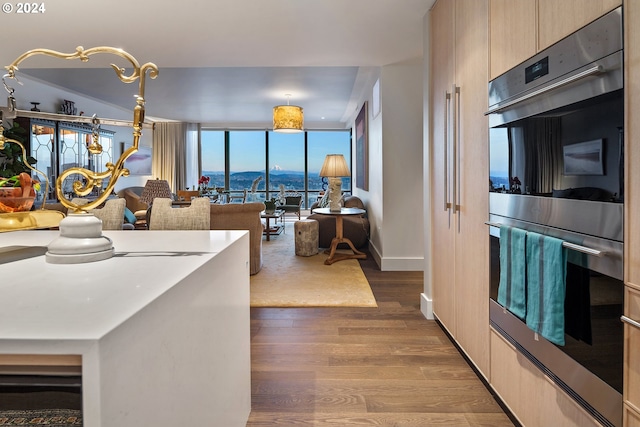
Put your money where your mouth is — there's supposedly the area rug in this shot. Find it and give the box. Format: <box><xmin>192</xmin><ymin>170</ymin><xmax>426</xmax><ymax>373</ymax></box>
<box><xmin>0</xmin><ymin>409</ymin><xmax>82</xmax><ymax>426</ymax></box>
<box><xmin>251</xmin><ymin>220</ymin><xmax>377</xmax><ymax>307</ymax></box>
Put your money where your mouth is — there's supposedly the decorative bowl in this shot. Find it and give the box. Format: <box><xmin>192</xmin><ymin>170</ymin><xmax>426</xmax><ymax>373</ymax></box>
<box><xmin>0</xmin><ymin>188</ymin><xmax>35</xmax><ymax>213</ymax></box>
<box><xmin>0</xmin><ymin>196</ymin><xmax>35</xmax><ymax>213</ymax></box>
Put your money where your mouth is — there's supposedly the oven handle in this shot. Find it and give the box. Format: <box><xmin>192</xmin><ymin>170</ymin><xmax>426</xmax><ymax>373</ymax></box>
<box><xmin>484</xmin><ymin>65</ymin><xmax>603</xmax><ymax>115</ymax></box>
<box><xmin>485</xmin><ymin>222</ymin><xmax>604</xmax><ymax>257</ymax></box>
<box><xmin>621</xmin><ymin>315</ymin><xmax>640</xmax><ymax>329</ymax></box>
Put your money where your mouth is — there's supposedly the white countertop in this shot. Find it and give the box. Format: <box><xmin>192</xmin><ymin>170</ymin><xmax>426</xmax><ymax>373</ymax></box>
<box><xmin>0</xmin><ymin>230</ymin><xmax>247</xmax><ymax>342</ymax></box>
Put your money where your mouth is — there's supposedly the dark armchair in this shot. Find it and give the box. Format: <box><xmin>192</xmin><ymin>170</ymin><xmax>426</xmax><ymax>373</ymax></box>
<box><xmin>279</xmin><ymin>193</ymin><xmax>303</xmax><ymax>220</ymax></box>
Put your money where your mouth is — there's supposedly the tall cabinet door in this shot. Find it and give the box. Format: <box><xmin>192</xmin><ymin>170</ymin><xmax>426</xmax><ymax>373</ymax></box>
<box><xmin>489</xmin><ymin>0</ymin><xmax>537</xmax><ymax>80</ymax></box>
<box><xmin>430</xmin><ymin>0</ymin><xmax>490</xmax><ymax>378</ymax></box>
<box><xmin>430</xmin><ymin>0</ymin><xmax>457</xmax><ymax>336</ymax></box>
<box><xmin>624</xmin><ymin>0</ymin><xmax>640</xmax><ymax>424</ymax></box>
<box><xmin>453</xmin><ymin>0</ymin><xmax>490</xmax><ymax>377</ymax></box>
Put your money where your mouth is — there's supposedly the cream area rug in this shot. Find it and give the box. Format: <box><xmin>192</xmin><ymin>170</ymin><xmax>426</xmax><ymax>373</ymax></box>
<box><xmin>250</xmin><ymin>220</ymin><xmax>377</xmax><ymax>307</ymax></box>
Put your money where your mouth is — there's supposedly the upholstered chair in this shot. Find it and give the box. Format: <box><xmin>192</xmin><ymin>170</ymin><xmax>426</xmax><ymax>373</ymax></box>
<box><xmin>148</xmin><ymin>197</ymin><xmax>210</xmax><ymax>230</ymax></box>
<box><xmin>69</xmin><ymin>197</ymin><xmax>130</xmax><ymax>230</ymax></box>
<box><xmin>92</xmin><ymin>198</ymin><xmax>129</xmax><ymax>230</ymax></box>
<box><xmin>279</xmin><ymin>193</ymin><xmax>303</xmax><ymax>219</ymax></box>
<box><xmin>209</xmin><ymin>201</ymin><xmax>265</xmax><ymax>275</ymax></box>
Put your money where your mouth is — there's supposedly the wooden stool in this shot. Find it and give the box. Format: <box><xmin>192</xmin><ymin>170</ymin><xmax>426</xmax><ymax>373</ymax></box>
<box><xmin>295</xmin><ymin>219</ymin><xmax>319</xmax><ymax>256</ymax></box>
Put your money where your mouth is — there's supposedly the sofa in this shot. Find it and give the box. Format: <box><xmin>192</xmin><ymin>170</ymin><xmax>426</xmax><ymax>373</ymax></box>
<box><xmin>209</xmin><ymin>202</ymin><xmax>265</xmax><ymax>275</ymax></box>
<box><xmin>308</xmin><ymin>195</ymin><xmax>370</xmax><ymax>249</ymax></box>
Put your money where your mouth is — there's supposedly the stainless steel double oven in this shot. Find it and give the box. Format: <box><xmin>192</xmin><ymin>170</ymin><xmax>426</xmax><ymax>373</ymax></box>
<box><xmin>486</xmin><ymin>7</ymin><xmax>624</xmax><ymax>427</ymax></box>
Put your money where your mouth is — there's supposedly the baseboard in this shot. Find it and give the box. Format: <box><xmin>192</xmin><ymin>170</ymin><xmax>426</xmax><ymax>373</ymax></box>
<box><xmin>367</xmin><ymin>241</ymin><xmax>424</xmax><ymax>271</ymax></box>
<box><xmin>420</xmin><ymin>293</ymin><xmax>433</xmax><ymax>319</ymax></box>
<box><xmin>368</xmin><ymin>241</ymin><xmax>382</xmax><ymax>268</ymax></box>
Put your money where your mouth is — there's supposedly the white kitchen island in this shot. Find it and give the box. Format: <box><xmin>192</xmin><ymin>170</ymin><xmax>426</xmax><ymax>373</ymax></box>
<box><xmin>0</xmin><ymin>230</ymin><xmax>251</xmax><ymax>427</ymax></box>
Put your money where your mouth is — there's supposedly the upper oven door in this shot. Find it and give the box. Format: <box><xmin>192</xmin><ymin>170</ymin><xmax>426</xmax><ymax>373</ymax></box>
<box><xmin>486</xmin><ymin>7</ymin><xmax>622</xmax><ymax>128</ymax></box>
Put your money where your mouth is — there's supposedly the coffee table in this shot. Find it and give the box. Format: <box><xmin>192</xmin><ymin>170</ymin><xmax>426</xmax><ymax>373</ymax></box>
<box><xmin>313</xmin><ymin>207</ymin><xmax>367</xmax><ymax>265</ymax></box>
<box><xmin>261</xmin><ymin>209</ymin><xmax>284</xmax><ymax>241</ymax></box>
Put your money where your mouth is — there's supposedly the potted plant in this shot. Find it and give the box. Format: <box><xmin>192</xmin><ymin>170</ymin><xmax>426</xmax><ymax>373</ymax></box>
<box><xmin>0</xmin><ymin>122</ymin><xmax>41</xmax><ymax>212</ymax></box>
<box><xmin>0</xmin><ymin>122</ymin><xmax>36</xmax><ymax>179</ymax></box>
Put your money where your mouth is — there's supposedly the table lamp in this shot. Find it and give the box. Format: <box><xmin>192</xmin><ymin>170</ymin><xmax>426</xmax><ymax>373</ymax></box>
<box><xmin>319</xmin><ymin>154</ymin><xmax>350</xmax><ymax>212</ymax></box>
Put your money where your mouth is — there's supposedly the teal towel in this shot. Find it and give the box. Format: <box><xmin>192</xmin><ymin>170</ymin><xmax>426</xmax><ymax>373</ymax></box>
<box><xmin>497</xmin><ymin>226</ymin><xmax>527</xmax><ymax>320</ymax></box>
<box><xmin>525</xmin><ymin>232</ymin><xmax>567</xmax><ymax>346</ymax></box>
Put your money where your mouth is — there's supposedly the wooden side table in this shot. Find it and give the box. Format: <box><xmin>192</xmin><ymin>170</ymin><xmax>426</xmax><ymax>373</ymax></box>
<box><xmin>313</xmin><ymin>207</ymin><xmax>367</xmax><ymax>265</ymax></box>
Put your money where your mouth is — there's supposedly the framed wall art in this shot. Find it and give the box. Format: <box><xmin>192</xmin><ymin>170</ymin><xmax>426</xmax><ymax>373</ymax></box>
<box><xmin>122</xmin><ymin>142</ymin><xmax>152</xmax><ymax>175</ymax></box>
<box><xmin>355</xmin><ymin>101</ymin><xmax>368</xmax><ymax>191</ymax></box>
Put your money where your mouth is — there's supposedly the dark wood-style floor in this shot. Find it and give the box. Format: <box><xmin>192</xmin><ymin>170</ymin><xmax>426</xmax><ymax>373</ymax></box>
<box><xmin>247</xmin><ymin>254</ymin><xmax>515</xmax><ymax>426</ymax></box>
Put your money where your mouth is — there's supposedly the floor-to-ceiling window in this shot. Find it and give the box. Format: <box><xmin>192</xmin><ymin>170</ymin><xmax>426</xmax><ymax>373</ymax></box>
<box><xmin>229</xmin><ymin>131</ymin><xmax>266</xmax><ymax>200</ymax></box>
<box><xmin>268</xmin><ymin>131</ymin><xmax>305</xmax><ymax>199</ymax></box>
<box><xmin>200</xmin><ymin>130</ymin><xmax>225</xmax><ymax>189</ymax></box>
<box><xmin>200</xmin><ymin>129</ymin><xmax>351</xmax><ymax>208</ymax></box>
<box><xmin>307</xmin><ymin>130</ymin><xmax>351</xmax><ymax>205</ymax></box>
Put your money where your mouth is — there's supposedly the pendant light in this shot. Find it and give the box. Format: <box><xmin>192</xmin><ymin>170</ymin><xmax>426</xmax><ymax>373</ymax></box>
<box><xmin>273</xmin><ymin>94</ymin><xmax>303</xmax><ymax>133</ymax></box>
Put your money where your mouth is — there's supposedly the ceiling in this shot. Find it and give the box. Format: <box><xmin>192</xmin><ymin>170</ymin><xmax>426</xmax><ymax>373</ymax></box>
<box><xmin>3</xmin><ymin>0</ymin><xmax>432</xmax><ymax>128</ymax></box>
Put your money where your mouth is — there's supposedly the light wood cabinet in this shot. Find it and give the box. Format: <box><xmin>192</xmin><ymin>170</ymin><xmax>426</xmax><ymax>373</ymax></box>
<box><xmin>489</xmin><ymin>0</ymin><xmax>622</xmax><ymax>80</ymax></box>
<box><xmin>625</xmin><ymin>404</ymin><xmax>640</xmax><ymax>427</ymax></box>
<box><xmin>490</xmin><ymin>329</ymin><xmax>604</xmax><ymax>427</ymax></box>
<box><xmin>489</xmin><ymin>0</ymin><xmax>537</xmax><ymax>80</ymax></box>
<box><xmin>625</xmin><ymin>1</ymin><xmax>640</xmax><ymax>425</ymax></box>
<box><xmin>430</xmin><ymin>0</ymin><xmax>490</xmax><ymax>377</ymax></box>
<box><xmin>430</xmin><ymin>0</ymin><xmax>457</xmax><ymax>339</ymax></box>
<box><xmin>625</xmin><ymin>0</ymin><xmax>640</xmax><ymax>287</ymax></box>
<box><xmin>538</xmin><ymin>0</ymin><xmax>622</xmax><ymax>50</ymax></box>
<box><xmin>625</xmin><ymin>287</ymin><xmax>640</xmax><ymax>410</ymax></box>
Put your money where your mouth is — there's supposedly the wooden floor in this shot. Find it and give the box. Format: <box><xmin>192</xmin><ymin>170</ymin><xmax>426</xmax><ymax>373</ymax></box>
<box><xmin>247</xmin><ymin>254</ymin><xmax>515</xmax><ymax>426</ymax></box>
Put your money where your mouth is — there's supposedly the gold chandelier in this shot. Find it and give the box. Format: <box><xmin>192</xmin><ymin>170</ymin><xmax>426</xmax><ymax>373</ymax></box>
<box><xmin>0</xmin><ymin>45</ymin><xmax>158</xmax><ymax>263</ymax></box>
<box><xmin>273</xmin><ymin>94</ymin><xmax>303</xmax><ymax>133</ymax></box>
<box><xmin>1</xmin><ymin>46</ymin><xmax>158</xmax><ymax>213</ymax></box>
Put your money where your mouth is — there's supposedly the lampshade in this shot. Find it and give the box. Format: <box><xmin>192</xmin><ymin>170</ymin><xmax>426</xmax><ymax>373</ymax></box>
<box><xmin>140</xmin><ymin>178</ymin><xmax>172</xmax><ymax>206</ymax></box>
<box><xmin>273</xmin><ymin>105</ymin><xmax>304</xmax><ymax>133</ymax></box>
<box><xmin>273</xmin><ymin>94</ymin><xmax>304</xmax><ymax>133</ymax></box>
<box><xmin>319</xmin><ymin>154</ymin><xmax>350</xmax><ymax>178</ymax></box>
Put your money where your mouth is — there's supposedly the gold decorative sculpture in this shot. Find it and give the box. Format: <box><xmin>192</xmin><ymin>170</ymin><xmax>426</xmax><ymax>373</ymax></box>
<box><xmin>1</xmin><ymin>45</ymin><xmax>158</xmax><ymax>213</ymax></box>
<box><xmin>0</xmin><ymin>46</ymin><xmax>158</xmax><ymax>262</ymax></box>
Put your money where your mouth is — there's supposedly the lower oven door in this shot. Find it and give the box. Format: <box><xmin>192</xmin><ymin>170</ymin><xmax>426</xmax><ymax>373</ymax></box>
<box><xmin>489</xmin><ymin>231</ymin><xmax>623</xmax><ymax>427</ymax></box>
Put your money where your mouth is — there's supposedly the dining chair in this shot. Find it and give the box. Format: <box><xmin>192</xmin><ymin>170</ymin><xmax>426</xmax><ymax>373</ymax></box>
<box><xmin>148</xmin><ymin>197</ymin><xmax>210</xmax><ymax>230</ymax></box>
<box><xmin>70</xmin><ymin>197</ymin><xmax>130</xmax><ymax>230</ymax></box>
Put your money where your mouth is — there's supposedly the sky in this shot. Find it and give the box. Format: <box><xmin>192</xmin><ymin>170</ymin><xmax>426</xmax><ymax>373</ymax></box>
<box><xmin>200</xmin><ymin>129</ymin><xmax>351</xmax><ymax>173</ymax></box>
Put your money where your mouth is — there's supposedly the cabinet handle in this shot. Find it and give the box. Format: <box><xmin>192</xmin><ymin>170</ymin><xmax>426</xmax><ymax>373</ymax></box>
<box><xmin>444</xmin><ymin>91</ymin><xmax>451</xmax><ymax>212</ymax></box>
<box><xmin>454</xmin><ymin>85</ymin><xmax>461</xmax><ymax>217</ymax></box>
<box><xmin>451</xmin><ymin>84</ymin><xmax>458</xmax><ymax>215</ymax></box>
<box><xmin>485</xmin><ymin>65</ymin><xmax>603</xmax><ymax>115</ymax></box>
<box><xmin>621</xmin><ymin>315</ymin><xmax>640</xmax><ymax>329</ymax></box>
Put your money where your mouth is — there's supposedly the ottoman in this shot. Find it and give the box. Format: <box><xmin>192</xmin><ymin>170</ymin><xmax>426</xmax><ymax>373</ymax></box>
<box><xmin>295</xmin><ymin>219</ymin><xmax>319</xmax><ymax>256</ymax></box>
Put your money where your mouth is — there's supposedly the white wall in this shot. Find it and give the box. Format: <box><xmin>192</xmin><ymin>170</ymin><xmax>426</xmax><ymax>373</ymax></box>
<box><xmin>351</xmin><ymin>62</ymin><xmax>424</xmax><ymax>271</ymax></box>
<box><xmin>380</xmin><ymin>63</ymin><xmax>424</xmax><ymax>270</ymax></box>
<box><xmin>421</xmin><ymin>10</ymin><xmax>433</xmax><ymax>319</ymax></box>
